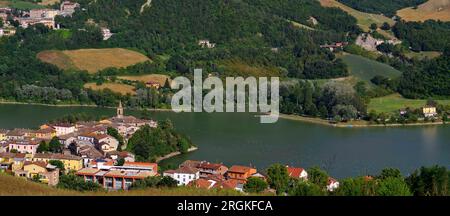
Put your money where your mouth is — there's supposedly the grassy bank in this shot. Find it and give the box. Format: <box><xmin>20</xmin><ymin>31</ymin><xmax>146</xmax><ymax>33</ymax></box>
<box><xmin>0</xmin><ymin>173</ymin><xmax>242</xmax><ymax>196</ymax></box>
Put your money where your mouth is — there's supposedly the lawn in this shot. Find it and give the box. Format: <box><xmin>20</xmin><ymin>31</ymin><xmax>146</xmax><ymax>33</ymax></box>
<box><xmin>2</xmin><ymin>0</ymin><xmax>45</xmax><ymax>9</ymax></box>
<box><xmin>368</xmin><ymin>93</ymin><xmax>450</xmax><ymax>113</ymax></box>
<box><xmin>339</xmin><ymin>53</ymin><xmax>402</xmax><ymax>86</ymax></box>
<box><xmin>37</xmin><ymin>48</ymin><xmax>151</xmax><ymax>73</ymax></box>
<box><xmin>397</xmin><ymin>0</ymin><xmax>450</xmax><ymax>22</ymax></box>
<box><xmin>84</xmin><ymin>82</ymin><xmax>137</xmax><ymax>95</ymax></box>
<box><xmin>319</xmin><ymin>0</ymin><xmax>395</xmax><ymax>32</ymax></box>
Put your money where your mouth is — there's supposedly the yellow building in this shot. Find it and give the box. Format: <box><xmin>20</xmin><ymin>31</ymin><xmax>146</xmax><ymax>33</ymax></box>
<box><xmin>32</xmin><ymin>153</ymin><xmax>83</xmax><ymax>171</ymax></box>
<box><xmin>34</xmin><ymin>128</ymin><xmax>57</xmax><ymax>139</ymax></box>
<box><xmin>0</xmin><ymin>152</ymin><xmax>28</xmax><ymax>172</ymax></box>
<box><xmin>0</xmin><ymin>129</ymin><xmax>8</xmax><ymax>141</ymax></box>
<box><xmin>16</xmin><ymin>161</ymin><xmax>59</xmax><ymax>186</ymax></box>
<box><xmin>423</xmin><ymin>105</ymin><xmax>437</xmax><ymax>118</ymax></box>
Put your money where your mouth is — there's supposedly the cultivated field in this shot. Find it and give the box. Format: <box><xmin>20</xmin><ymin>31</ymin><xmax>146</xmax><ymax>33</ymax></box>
<box><xmin>405</xmin><ymin>51</ymin><xmax>442</xmax><ymax>60</ymax></box>
<box><xmin>397</xmin><ymin>0</ymin><xmax>450</xmax><ymax>22</ymax></box>
<box><xmin>118</xmin><ymin>74</ymin><xmax>171</xmax><ymax>86</ymax></box>
<box><xmin>319</xmin><ymin>0</ymin><xmax>395</xmax><ymax>32</ymax></box>
<box><xmin>38</xmin><ymin>0</ymin><xmax>60</xmax><ymax>6</ymax></box>
<box><xmin>0</xmin><ymin>0</ymin><xmax>44</xmax><ymax>9</ymax></box>
<box><xmin>84</xmin><ymin>82</ymin><xmax>136</xmax><ymax>95</ymax></box>
<box><xmin>0</xmin><ymin>173</ymin><xmax>242</xmax><ymax>196</ymax></box>
<box><xmin>339</xmin><ymin>53</ymin><xmax>402</xmax><ymax>86</ymax></box>
<box><xmin>368</xmin><ymin>93</ymin><xmax>450</xmax><ymax>113</ymax></box>
<box><xmin>37</xmin><ymin>48</ymin><xmax>151</xmax><ymax>73</ymax></box>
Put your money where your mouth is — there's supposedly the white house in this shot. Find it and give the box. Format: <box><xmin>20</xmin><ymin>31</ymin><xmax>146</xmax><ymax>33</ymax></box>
<box><xmin>163</xmin><ymin>166</ymin><xmax>199</xmax><ymax>186</ymax></box>
<box><xmin>327</xmin><ymin>177</ymin><xmax>339</xmax><ymax>192</ymax></box>
<box><xmin>52</xmin><ymin>123</ymin><xmax>76</xmax><ymax>136</ymax></box>
<box><xmin>286</xmin><ymin>166</ymin><xmax>308</xmax><ymax>180</ymax></box>
<box><xmin>96</xmin><ymin>134</ymin><xmax>119</xmax><ymax>152</ymax></box>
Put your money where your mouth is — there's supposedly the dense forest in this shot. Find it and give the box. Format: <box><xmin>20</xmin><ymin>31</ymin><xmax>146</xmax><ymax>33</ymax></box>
<box><xmin>392</xmin><ymin>20</ymin><xmax>450</xmax><ymax>52</ymax></box>
<box><xmin>337</xmin><ymin>0</ymin><xmax>426</xmax><ymax>17</ymax></box>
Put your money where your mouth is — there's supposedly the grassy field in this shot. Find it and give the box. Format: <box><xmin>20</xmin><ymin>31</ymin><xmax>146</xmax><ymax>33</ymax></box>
<box><xmin>38</xmin><ymin>0</ymin><xmax>60</xmax><ymax>6</ymax></box>
<box><xmin>118</xmin><ymin>74</ymin><xmax>171</xmax><ymax>86</ymax></box>
<box><xmin>319</xmin><ymin>0</ymin><xmax>395</xmax><ymax>32</ymax></box>
<box><xmin>405</xmin><ymin>51</ymin><xmax>442</xmax><ymax>60</ymax></box>
<box><xmin>0</xmin><ymin>173</ymin><xmax>242</xmax><ymax>196</ymax></box>
<box><xmin>37</xmin><ymin>48</ymin><xmax>151</xmax><ymax>73</ymax></box>
<box><xmin>222</xmin><ymin>60</ymin><xmax>283</xmax><ymax>78</ymax></box>
<box><xmin>368</xmin><ymin>93</ymin><xmax>450</xmax><ymax>113</ymax></box>
<box><xmin>84</xmin><ymin>82</ymin><xmax>136</xmax><ymax>95</ymax></box>
<box><xmin>339</xmin><ymin>53</ymin><xmax>402</xmax><ymax>86</ymax></box>
<box><xmin>397</xmin><ymin>0</ymin><xmax>450</xmax><ymax>22</ymax></box>
<box><xmin>0</xmin><ymin>0</ymin><xmax>44</xmax><ymax>9</ymax></box>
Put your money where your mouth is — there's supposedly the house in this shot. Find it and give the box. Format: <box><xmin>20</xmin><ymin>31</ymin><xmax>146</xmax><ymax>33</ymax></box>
<box><xmin>214</xmin><ymin>179</ymin><xmax>244</xmax><ymax>192</ymax></box>
<box><xmin>286</xmin><ymin>166</ymin><xmax>308</xmax><ymax>180</ymax></box>
<box><xmin>423</xmin><ymin>105</ymin><xmax>437</xmax><ymax>118</ymax></box>
<box><xmin>188</xmin><ymin>178</ymin><xmax>217</xmax><ymax>190</ymax></box>
<box><xmin>106</xmin><ymin>151</ymin><xmax>135</xmax><ymax>162</ymax></box>
<box><xmin>58</xmin><ymin>133</ymin><xmax>78</xmax><ymax>147</ymax></box>
<box><xmin>34</xmin><ymin>127</ymin><xmax>56</xmax><ymax>139</ymax></box>
<box><xmin>355</xmin><ymin>33</ymin><xmax>384</xmax><ymax>52</ymax></box>
<box><xmin>8</xmin><ymin>140</ymin><xmax>40</xmax><ymax>155</ymax></box>
<box><xmin>145</xmin><ymin>81</ymin><xmax>161</xmax><ymax>89</ymax></box>
<box><xmin>198</xmin><ymin>39</ymin><xmax>216</xmax><ymax>48</ymax></box>
<box><xmin>78</xmin><ymin>145</ymin><xmax>103</xmax><ymax>166</ymax></box>
<box><xmin>197</xmin><ymin>162</ymin><xmax>228</xmax><ymax>178</ymax></box>
<box><xmin>320</xmin><ymin>42</ymin><xmax>348</xmax><ymax>52</ymax></box>
<box><xmin>51</xmin><ymin>123</ymin><xmax>76</xmax><ymax>136</ymax></box>
<box><xmin>29</xmin><ymin>9</ymin><xmax>59</xmax><ymax>19</ymax></box>
<box><xmin>226</xmin><ymin>165</ymin><xmax>257</xmax><ymax>183</ymax></box>
<box><xmin>399</xmin><ymin>109</ymin><xmax>408</xmax><ymax>116</ymax></box>
<box><xmin>307</xmin><ymin>16</ymin><xmax>318</xmax><ymax>26</ymax></box>
<box><xmin>32</xmin><ymin>153</ymin><xmax>83</xmax><ymax>171</ymax></box>
<box><xmin>95</xmin><ymin>134</ymin><xmax>119</xmax><ymax>152</ymax></box>
<box><xmin>0</xmin><ymin>142</ymin><xmax>8</xmax><ymax>153</ymax></box>
<box><xmin>101</xmin><ymin>27</ymin><xmax>113</xmax><ymax>40</ymax></box>
<box><xmin>327</xmin><ymin>177</ymin><xmax>339</xmax><ymax>192</ymax></box>
<box><xmin>15</xmin><ymin>161</ymin><xmax>59</xmax><ymax>186</ymax></box>
<box><xmin>0</xmin><ymin>152</ymin><xmax>27</xmax><ymax>172</ymax></box>
<box><xmin>163</xmin><ymin>166</ymin><xmax>200</xmax><ymax>186</ymax></box>
<box><xmin>59</xmin><ymin>1</ymin><xmax>80</xmax><ymax>17</ymax></box>
<box><xmin>0</xmin><ymin>129</ymin><xmax>8</xmax><ymax>141</ymax></box>
<box><xmin>6</xmin><ymin>129</ymin><xmax>29</xmax><ymax>140</ymax></box>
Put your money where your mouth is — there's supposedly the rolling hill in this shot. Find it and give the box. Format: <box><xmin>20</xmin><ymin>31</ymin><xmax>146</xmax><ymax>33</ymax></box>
<box><xmin>319</xmin><ymin>0</ymin><xmax>395</xmax><ymax>32</ymax></box>
<box><xmin>37</xmin><ymin>48</ymin><xmax>151</xmax><ymax>73</ymax></box>
<box><xmin>339</xmin><ymin>53</ymin><xmax>402</xmax><ymax>86</ymax></box>
<box><xmin>397</xmin><ymin>0</ymin><xmax>450</xmax><ymax>22</ymax></box>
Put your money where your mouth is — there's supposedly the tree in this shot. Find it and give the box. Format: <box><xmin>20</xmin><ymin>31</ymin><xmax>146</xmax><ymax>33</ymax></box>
<box><xmin>376</xmin><ymin>177</ymin><xmax>412</xmax><ymax>196</ymax></box>
<box><xmin>406</xmin><ymin>166</ymin><xmax>449</xmax><ymax>196</ymax></box>
<box><xmin>49</xmin><ymin>160</ymin><xmax>65</xmax><ymax>172</ymax></box>
<box><xmin>37</xmin><ymin>140</ymin><xmax>49</xmax><ymax>153</ymax></box>
<box><xmin>266</xmin><ymin>164</ymin><xmax>290</xmax><ymax>195</ymax></box>
<box><xmin>370</xmin><ymin>23</ymin><xmax>378</xmax><ymax>31</ymax></box>
<box><xmin>380</xmin><ymin>22</ymin><xmax>391</xmax><ymax>30</ymax></box>
<box><xmin>334</xmin><ymin>177</ymin><xmax>377</xmax><ymax>196</ymax></box>
<box><xmin>377</xmin><ymin>168</ymin><xmax>402</xmax><ymax>180</ymax></box>
<box><xmin>307</xmin><ymin>167</ymin><xmax>329</xmax><ymax>188</ymax></box>
<box><xmin>158</xmin><ymin>176</ymin><xmax>178</xmax><ymax>188</ymax></box>
<box><xmin>57</xmin><ymin>174</ymin><xmax>102</xmax><ymax>192</ymax></box>
<box><xmin>48</xmin><ymin>137</ymin><xmax>63</xmax><ymax>153</ymax></box>
<box><xmin>244</xmin><ymin>177</ymin><xmax>269</xmax><ymax>193</ymax></box>
<box><xmin>289</xmin><ymin>181</ymin><xmax>325</xmax><ymax>196</ymax></box>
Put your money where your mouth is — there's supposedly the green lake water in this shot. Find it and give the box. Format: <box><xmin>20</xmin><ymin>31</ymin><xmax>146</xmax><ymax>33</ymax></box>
<box><xmin>0</xmin><ymin>104</ymin><xmax>449</xmax><ymax>178</ymax></box>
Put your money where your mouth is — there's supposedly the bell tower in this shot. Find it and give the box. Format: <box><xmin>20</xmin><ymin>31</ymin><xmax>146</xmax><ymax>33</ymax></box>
<box><xmin>117</xmin><ymin>101</ymin><xmax>124</xmax><ymax>118</ymax></box>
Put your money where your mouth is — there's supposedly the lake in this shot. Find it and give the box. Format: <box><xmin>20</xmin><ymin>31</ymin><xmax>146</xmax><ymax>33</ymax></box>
<box><xmin>0</xmin><ymin>103</ymin><xmax>449</xmax><ymax>178</ymax></box>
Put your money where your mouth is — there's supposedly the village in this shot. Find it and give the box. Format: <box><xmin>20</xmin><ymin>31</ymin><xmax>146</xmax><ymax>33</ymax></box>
<box><xmin>0</xmin><ymin>1</ymin><xmax>112</xmax><ymax>40</ymax></box>
<box><xmin>0</xmin><ymin>101</ymin><xmax>339</xmax><ymax>193</ymax></box>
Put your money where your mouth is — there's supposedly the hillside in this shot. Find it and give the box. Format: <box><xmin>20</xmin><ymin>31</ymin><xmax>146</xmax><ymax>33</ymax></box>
<box><xmin>368</xmin><ymin>93</ymin><xmax>450</xmax><ymax>113</ymax></box>
<box><xmin>0</xmin><ymin>174</ymin><xmax>241</xmax><ymax>196</ymax></box>
<box><xmin>37</xmin><ymin>48</ymin><xmax>151</xmax><ymax>73</ymax></box>
<box><xmin>339</xmin><ymin>53</ymin><xmax>402</xmax><ymax>87</ymax></box>
<box><xmin>337</xmin><ymin>0</ymin><xmax>426</xmax><ymax>17</ymax></box>
<box><xmin>319</xmin><ymin>0</ymin><xmax>394</xmax><ymax>32</ymax></box>
<box><xmin>397</xmin><ymin>0</ymin><xmax>450</xmax><ymax>22</ymax></box>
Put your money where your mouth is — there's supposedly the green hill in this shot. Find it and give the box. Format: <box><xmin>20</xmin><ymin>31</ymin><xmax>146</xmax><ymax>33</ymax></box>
<box><xmin>339</xmin><ymin>53</ymin><xmax>402</xmax><ymax>86</ymax></box>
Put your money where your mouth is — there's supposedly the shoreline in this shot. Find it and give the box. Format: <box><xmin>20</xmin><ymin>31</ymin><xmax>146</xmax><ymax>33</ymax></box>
<box><xmin>1</xmin><ymin>100</ymin><xmax>446</xmax><ymax>128</ymax></box>
<box><xmin>279</xmin><ymin>114</ymin><xmax>446</xmax><ymax>128</ymax></box>
<box><xmin>156</xmin><ymin>146</ymin><xmax>198</xmax><ymax>163</ymax></box>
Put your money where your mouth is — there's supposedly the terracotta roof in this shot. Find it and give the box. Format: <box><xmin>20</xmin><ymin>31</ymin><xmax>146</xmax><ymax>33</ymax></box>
<box><xmin>34</xmin><ymin>153</ymin><xmax>82</xmax><ymax>160</ymax></box>
<box><xmin>24</xmin><ymin>161</ymin><xmax>48</xmax><ymax>169</ymax></box>
<box><xmin>123</xmin><ymin>161</ymin><xmax>157</xmax><ymax>169</ymax></box>
<box><xmin>189</xmin><ymin>179</ymin><xmax>216</xmax><ymax>189</ymax></box>
<box><xmin>180</xmin><ymin>160</ymin><xmax>203</xmax><ymax>169</ymax></box>
<box><xmin>217</xmin><ymin>179</ymin><xmax>240</xmax><ymax>190</ymax></box>
<box><xmin>328</xmin><ymin>177</ymin><xmax>338</xmax><ymax>185</ymax></box>
<box><xmin>0</xmin><ymin>152</ymin><xmax>26</xmax><ymax>159</ymax></box>
<box><xmin>228</xmin><ymin>165</ymin><xmax>255</xmax><ymax>174</ymax></box>
<box><xmin>167</xmin><ymin>166</ymin><xmax>198</xmax><ymax>175</ymax></box>
<box><xmin>286</xmin><ymin>166</ymin><xmax>305</xmax><ymax>179</ymax></box>
<box><xmin>198</xmin><ymin>162</ymin><xmax>226</xmax><ymax>170</ymax></box>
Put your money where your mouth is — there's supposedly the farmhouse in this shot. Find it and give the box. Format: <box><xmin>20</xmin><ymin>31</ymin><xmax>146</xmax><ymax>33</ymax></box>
<box><xmin>226</xmin><ymin>165</ymin><xmax>257</xmax><ymax>183</ymax></box>
<box><xmin>60</xmin><ymin>1</ymin><xmax>80</xmax><ymax>17</ymax></box>
<box><xmin>15</xmin><ymin>161</ymin><xmax>59</xmax><ymax>186</ymax></box>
